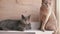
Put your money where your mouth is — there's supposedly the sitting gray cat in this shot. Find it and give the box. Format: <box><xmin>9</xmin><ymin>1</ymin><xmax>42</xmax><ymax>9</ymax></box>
<box><xmin>0</xmin><ymin>15</ymin><xmax>31</xmax><ymax>31</ymax></box>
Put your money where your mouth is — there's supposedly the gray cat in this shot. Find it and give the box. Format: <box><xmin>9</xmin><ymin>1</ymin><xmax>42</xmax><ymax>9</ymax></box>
<box><xmin>0</xmin><ymin>15</ymin><xmax>31</xmax><ymax>31</ymax></box>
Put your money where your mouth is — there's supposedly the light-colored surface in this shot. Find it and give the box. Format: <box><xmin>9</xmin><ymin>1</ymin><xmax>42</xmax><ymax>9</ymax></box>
<box><xmin>31</xmin><ymin>22</ymin><xmax>40</xmax><ymax>30</ymax></box>
<box><xmin>24</xmin><ymin>30</ymin><xmax>54</xmax><ymax>34</ymax></box>
<box><xmin>56</xmin><ymin>0</ymin><xmax>59</xmax><ymax>34</ymax></box>
<box><xmin>0</xmin><ymin>30</ymin><xmax>54</xmax><ymax>34</ymax></box>
<box><xmin>0</xmin><ymin>31</ymin><xmax>35</xmax><ymax>34</ymax></box>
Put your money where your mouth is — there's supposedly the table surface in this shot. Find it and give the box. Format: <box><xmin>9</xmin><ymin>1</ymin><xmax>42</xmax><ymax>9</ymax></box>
<box><xmin>0</xmin><ymin>30</ymin><xmax>54</xmax><ymax>34</ymax></box>
<box><xmin>24</xmin><ymin>30</ymin><xmax>54</xmax><ymax>34</ymax></box>
<box><xmin>0</xmin><ymin>31</ymin><xmax>35</xmax><ymax>34</ymax></box>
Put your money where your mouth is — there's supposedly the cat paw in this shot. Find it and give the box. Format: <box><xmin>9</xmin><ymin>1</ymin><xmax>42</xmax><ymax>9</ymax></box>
<box><xmin>41</xmin><ymin>28</ymin><xmax>45</xmax><ymax>32</ymax></box>
<box><xmin>52</xmin><ymin>32</ymin><xmax>57</xmax><ymax>34</ymax></box>
<box><xmin>52</xmin><ymin>33</ymin><xmax>55</xmax><ymax>34</ymax></box>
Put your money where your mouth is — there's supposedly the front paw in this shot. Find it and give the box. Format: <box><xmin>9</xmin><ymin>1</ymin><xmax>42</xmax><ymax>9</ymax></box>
<box><xmin>52</xmin><ymin>32</ymin><xmax>57</xmax><ymax>34</ymax></box>
<box><xmin>41</xmin><ymin>28</ymin><xmax>45</xmax><ymax>32</ymax></box>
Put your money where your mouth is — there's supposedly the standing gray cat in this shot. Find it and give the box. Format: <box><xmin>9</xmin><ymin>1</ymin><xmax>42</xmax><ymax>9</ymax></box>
<box><xmin>0</xmin><ymin>15</ymin><xmax>31</xmax><ymax>31</ymax></box>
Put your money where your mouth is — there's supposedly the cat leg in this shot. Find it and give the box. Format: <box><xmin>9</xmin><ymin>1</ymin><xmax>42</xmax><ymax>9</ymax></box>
<box><xmin>41</xmin><ymin>7</ymin><xmax>52</xmax><ymax>32</ymax></box>
<box><xmin>52</xmin><ymin>11</ymin><xmax>58</xmax><ymax>34</ymax></box>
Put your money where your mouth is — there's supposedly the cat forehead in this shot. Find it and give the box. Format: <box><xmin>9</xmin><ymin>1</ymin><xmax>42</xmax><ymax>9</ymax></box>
<box><xmin>42</xmin><ymin>0</ymin><xmax>52</xmax><ymax>2</ymax></box>
<box><xmin>25</xmin><ymin>15</ymin><xmax>28</xmax><ymax>16</ymax></box>
<box><xmin>22</xmin><ymin>15</ymin><xmax>30</xmax><ymax>18</ymax></box>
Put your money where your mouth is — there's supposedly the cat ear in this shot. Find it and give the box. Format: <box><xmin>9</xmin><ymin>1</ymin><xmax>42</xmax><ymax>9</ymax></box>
<box><xmin>28</xmin><ymin>15</ymin><xmax>31</xmax><ymax>19</ymax></box>
<box><xmin>21</xmin><ymin>15</ymin><xmax>25</xmax><ymax>19</ymax></box>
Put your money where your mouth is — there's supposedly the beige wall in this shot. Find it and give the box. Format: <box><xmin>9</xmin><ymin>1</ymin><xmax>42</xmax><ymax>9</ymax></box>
<box><xmin>0</xmin><ymin>0</ymin><xmax>42</xmax><ymax>22</ymax></box>
<box><xmin>0</xmin><ymin>0</ymin><xmax>56</xmax><ymax>22</ymax></box>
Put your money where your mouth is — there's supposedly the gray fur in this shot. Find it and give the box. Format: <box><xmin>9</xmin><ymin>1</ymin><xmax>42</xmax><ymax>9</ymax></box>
<box><xmin>0</xmin><ymin>15</ymin><xmax>31</xmax><ymax>31</ymax></box>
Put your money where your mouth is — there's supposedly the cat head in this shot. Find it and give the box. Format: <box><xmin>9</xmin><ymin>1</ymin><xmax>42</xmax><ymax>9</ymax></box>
<box><xmin>42</xmin><ymin>0</ymin><xmax>52</xmax><ymax>7</ymax></box>
<box><xmin>21</xmin><ymin>15</ymin><xmax>31</xmax><ymax>24</ymax></box>
<box><xmin>18</xmin><ymin>15</ymin><xmax>31</xmax><ymax>30</ymax></box>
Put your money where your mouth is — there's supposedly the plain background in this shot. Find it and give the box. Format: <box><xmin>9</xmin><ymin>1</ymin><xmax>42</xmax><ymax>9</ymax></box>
<box><xmin>57</xmin><ymin>0</ymin><xmax>60</xmax><ymax>33</ymax></box>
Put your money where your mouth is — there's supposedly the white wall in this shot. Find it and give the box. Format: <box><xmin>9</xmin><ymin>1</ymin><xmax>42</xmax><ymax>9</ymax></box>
<box><xmin>56</xmin><ymin>0</ymin><xmax>60</xmax><ymax>33</ymax></box>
